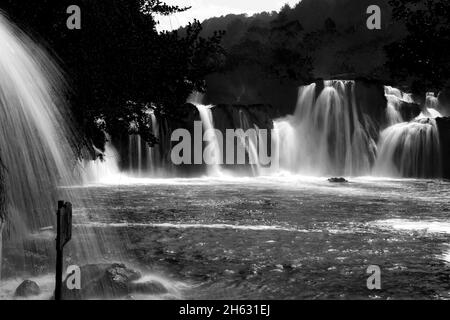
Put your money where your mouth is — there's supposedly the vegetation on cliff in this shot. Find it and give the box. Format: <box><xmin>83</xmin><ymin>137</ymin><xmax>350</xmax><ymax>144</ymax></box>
<box><xmin>386</xmin><ymin>0</ymin><xmax>450</xmax><ymax>95</ymax></box>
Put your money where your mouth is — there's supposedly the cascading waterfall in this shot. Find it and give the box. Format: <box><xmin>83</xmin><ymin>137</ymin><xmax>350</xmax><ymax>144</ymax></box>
<box><xmin>238</xmin><ymin>110</ymin><xmax>263</xmax><ymax>176</ymax></box>
<box><xmin>187</xmin><ymin>92</ymin><xmax>223</xmax><ymax>175</ymax></box>
<box><xmin>384</xmin><ymin>86</ymin><xmax>413</xmax><ymax>125</ymax></box>
<box><xmin>273</xmin><ymin>80</ymin><xmax>377</xmax><ymax>176</ymax></box>
<box><xmin>0</xmin><ymin>13</ymin><xmax>109</xmax><ymax>276</ymax></box>
<box><xmin>0</xmin><ymin>14</ymin><xmax>77</xmax><ymax>231</ymax></box>
<box><xmin>124</xmin><ymin>112</ymin><xmax>173</xmax><ymax>177</ymax></box>
<box><xmin>374</xmin><ymin>91</ymin><xmax>443</xmax><ymax>178</ymax></box>
<box><xmin>426</xmin><ymin>92</ymin><xmax>439</xmax><ymax>110</ymax></box>
<box><xmin>195</xmin><ymin>104</ymin><xmax>223</xmax><ymax>176</ymax></box>
<box><xmin>147</xmin><ymin>112</ymin><xmax>161</xmax><ymax>175</ymax></box>
<box><xmin>128</xmin><ymin>134</ymin><xmax>143</xmax><ymax>175</ymax></box>
<box><xmin>81</xmin><ymin>143</ymin><xmax>121</xmax><ymax>183</ymax></box>
<box><xmin>418</xmin><ymin>93</ymin><xmax>442</xmax><ymax>119</ymax></box>
<box><xmin>374</xmin><ymin>118</ymin><xmax>442</xmax><ymax>178</ymax></box>
<box><xmin>84</xmin><ymin>83</ymin><xmax>445</xmax><ymax>180</ymax></box>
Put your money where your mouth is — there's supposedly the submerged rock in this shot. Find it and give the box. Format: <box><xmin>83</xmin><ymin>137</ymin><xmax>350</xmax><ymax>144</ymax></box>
<box><xmin>328</xmin><ymin>177</ymin><xmax>349</xmax><ymax>183</ymax></box>
<box><xmin>61</xmin><ymin>263</ymin><xmax>168</xmax><ymax>300</ymax></box>
<box><xmin>15</xmin><ymin>280</ymin><xmax>41</xmax><ymax>297</ymax></box>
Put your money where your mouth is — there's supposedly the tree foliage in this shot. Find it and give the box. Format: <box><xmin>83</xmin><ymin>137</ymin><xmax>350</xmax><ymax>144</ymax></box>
<box><xmin>226</xmin><ymin>9</ymin><xmax>313</xmax><ymax>83</ymax></box>
<box><xmin>386</xmin><ymin>0</ymin><xmax>450</xmax><ymax>93</ymax></box>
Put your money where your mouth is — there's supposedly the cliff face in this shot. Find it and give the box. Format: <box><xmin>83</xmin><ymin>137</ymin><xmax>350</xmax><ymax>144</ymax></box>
<box><xmin>353</xmin><ymin>79</ymin><xmax>388</xmax><ymax>132</ymax></box>
<box><xmin>211</xmin><ymin>104</ymin><xmax>278</xmax><ymax>132</ymax></box>
<box><xmin>398</xmin><ymin>101</ymin><xmax>422</xmax><ymax>122</ymax></box>
<box><xmin>436</xmin><ymin>117</ymin><xmax>450</xmax><ymax>179</ymax></box>
<box><xmin>438</xmin><ymin>89</ymin><xmax>450</xmax><ymax>116</ymax></box>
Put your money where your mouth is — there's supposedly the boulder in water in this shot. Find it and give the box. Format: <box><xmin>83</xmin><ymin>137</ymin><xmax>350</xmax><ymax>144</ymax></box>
<box><xmin>61</xmin><ymin>263</ymin><xmax>168</xmax><ymax>300</ymax></box>
<box><xmin>61</xmin><ymin>263</ymin><xmax>140</xmax><ymax>300</ymax></box>
<box><xmin>15</xmin><ymin>280</ymin><xmax>41</xmax><ymax>297</ymax></box>
<box><xmin>328</xmin><ymin>177</ymin><xmax>348</xmax><ymax>183</ymax></box>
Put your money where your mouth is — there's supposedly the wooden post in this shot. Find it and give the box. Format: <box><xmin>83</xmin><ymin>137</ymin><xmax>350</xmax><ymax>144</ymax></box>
<box><xmin>0</xmin><ymin>218</ymin><xmax>4</xmax><ymax>281</ymax></box>
<box><xmin>54</xmin><ymin>201</ymin><xmax>72</xmax><ymax>301</ymax></box>
<box><xmin>0</xmin><ymin>162</ymin><xmax>4</xmax><ymax>282</ymax></box>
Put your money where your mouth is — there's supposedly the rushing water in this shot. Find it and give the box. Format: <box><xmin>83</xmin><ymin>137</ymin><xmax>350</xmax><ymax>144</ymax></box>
<box><xmin>0</xmin><ymin>13</ymin><xmax>117</xmax><ymax>280</ymax></box>
<box><xmin>274</xmin><ymin>81</ymin><xmax>377</xmax><ymax>177</ymax></box>
<box><xmin>2</xmin><ymin>176</ymin><xmax>449</xmax><ymax>299</ymax></box>
<box><xmin>194</xmin><ymin>104</ymin><xmax>223</xmax><ymax>176</ymax></box>
<box><xmin>121</xmin><ymin>81</ymin><xmax>444</xmax><ymax>180</ymax></box>
<box><xmin>67</xmin><ymin>79</ymin><xmax>449</xmax><ymax>299</ymax></box>
<box><xmin>374</xmin><ymin>119</ymin><xmax>442</xmax><ymax>178</ymax></box>
<box><xmin>0</xmin><ymin>14</ymin><xmax>77</xmax><ymax>232</ymax></box>
<box><xmin>57</xmin><ymin>177</ymin><xmax>449</xmax><ymax>300</ymax></box>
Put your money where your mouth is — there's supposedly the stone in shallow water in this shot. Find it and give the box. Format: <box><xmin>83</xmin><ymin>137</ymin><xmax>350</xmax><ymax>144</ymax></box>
<box><xmin>15</xmin><ymin>280</ymin><xmax>41</xmax><ymax>297</ymax></box>
<box><xmin>328</xmin><ymin>177</ymin><xmax>349</xmax><ymax>183</ymax></box>
<box><xmin>61</xmin><ymin>263</ymin><xmax>168</xmax><ymax>300</ymax></box>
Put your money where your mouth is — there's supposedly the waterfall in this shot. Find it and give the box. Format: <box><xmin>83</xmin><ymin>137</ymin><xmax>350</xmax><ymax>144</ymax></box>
<box><xmin>187</xmin><ymin>91</ymin><xmax>222</xmax><ymax>175</ymax></box>
<box><xmin>195</xmin><ymin>104</ymin><xmax>223</xmax><ymax>176</ymax></box>
<box><xmin>426</xmin><ymin>92</ymin><xmax>439</xmax><ymax>110</ymax></box>
<box><xmin>0</xmin><ymin>14</ymin><xmax>108</xmax><ymax>274</ymax></box>
<box><xmin>238</xmin><ymin>110</ymin><xmax>263</xmax><ymax>175</ymax></box>
<box><xmin>0</xmin><ymin>14</ymin><xmax>78</xmax><ymax>231</ymax></box>
<box><xmin>384</xmin><ymin>86</ymin><xmax>412</xmax><ymax>125</ymax></box>
<box><xmin>147</xmin><ymin>112</ymin><xmax>161</xmax><ymax>175</ymax></box>
<box><xmin>274</xmin><ymin>80</ymin><xmax>377</xmax><ymax>176</ymax></box>
<box><xmin>83</xmin><ymin>111</ymin><xmax>171</xmax><ymax>181</ymax></box>
<box><xmin>82</xmin><ymin>84</ymin><xmax>445</xmax><ymax>180</ymax></box>
<box><xmin>128</xmin><ymin>134</ymin><xmax>144</xmax><ymax>176</ymax></box>
<box><xmin>81</xmin><ymin>143</ymin><xmax>121</xmax><ymax>183</ymax></box>
<box><xmin>374</xmin><ymin>87</ymin><xmax>443</xmax><ymax>178</ymax></box>
<box><xmin>374</xmin><ymin>118</ymin><xmax>442</xmax><ymax>178</ymax></box>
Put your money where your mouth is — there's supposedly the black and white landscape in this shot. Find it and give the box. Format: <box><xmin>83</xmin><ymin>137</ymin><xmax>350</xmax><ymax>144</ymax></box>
<box><xmin>0</xmin><ymin>0</ymin><xmax>450</xmax><ymax>301</ymax></box>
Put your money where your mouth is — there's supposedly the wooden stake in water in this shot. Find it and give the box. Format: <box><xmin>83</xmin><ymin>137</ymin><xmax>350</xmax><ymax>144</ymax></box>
<box><xmin>55</xmin><ymin>201</ymin><xmax>72</xmax><ymax>300</ymax></box>
<box><xmin>0</xmin><ymin>218</ymin><xmax>4</xmax><ymax>281</ymax></box>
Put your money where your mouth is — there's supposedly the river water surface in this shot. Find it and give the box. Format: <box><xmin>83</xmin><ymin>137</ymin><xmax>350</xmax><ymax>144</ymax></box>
<box><xmin>65</xmin><ymin>176</ymin><xmax>450</xmax><ymax>300</ymax></box>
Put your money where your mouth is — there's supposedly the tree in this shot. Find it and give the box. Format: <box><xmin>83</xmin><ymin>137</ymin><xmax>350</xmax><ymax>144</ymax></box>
<box><xmin>386</xmin><ymin>0</ymin><xmax>450</xmax><ymax>93</ymax></box>
<box><xmin>324</xmin><ymin>17</ymin><xmax>337</xmax><ymax>33</ymax></box>
<box><xmin>227</xmin><ymin>12</ymin><xmax>313</xmax><ymax>83</ymax></box>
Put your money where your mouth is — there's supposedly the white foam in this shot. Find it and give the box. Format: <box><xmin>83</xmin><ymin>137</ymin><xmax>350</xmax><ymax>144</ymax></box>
<box><xmin>373</xmin><ymin>219</ymin><xmax>450</xmax><ymax>234</ymax></box>
<box><xmin>78</xmin><ymin>222</ymin><xmax>307</xmax><ymax>233</ymax></box>
<box><xmin>442</xmin><ymin>247</ymin><xmax>450</xmax><ymax>264</ymax></box>
<box><xmin>0</xmin><ymin>274</ymin><xmax>54</xmax><ymax>300</ymax></box>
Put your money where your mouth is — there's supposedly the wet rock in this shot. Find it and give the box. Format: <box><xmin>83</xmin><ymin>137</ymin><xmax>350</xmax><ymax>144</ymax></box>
<box><xmin>397</xmin><ymin>101</ymin><xmax>422</xmax><ymax>122</ymax></box>
<box><xmin>15</xmin><ymin>280</ymin><xmax>41</xmax><ymax>297</ymax></box>
<box><xmin>61</xmin><ymin>263</ymin><xmax>142</xmax><ymax>300</ymax></box>
<box><xmin>328</xmin><ymin>177</ymin><xmax>348</xmax><ymax>183</ymax></box>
